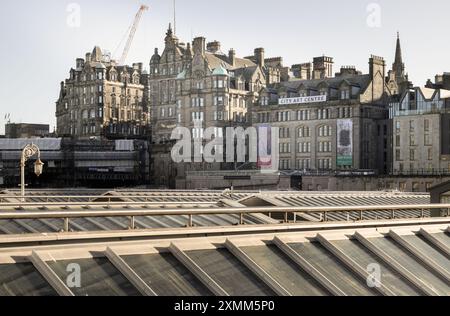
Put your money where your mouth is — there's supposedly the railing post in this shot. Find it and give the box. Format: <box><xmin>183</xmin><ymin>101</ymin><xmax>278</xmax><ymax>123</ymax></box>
<box><xmin>64</xmin><ymin>218</ymin><xmax>69</xmax><ymax>232</ymax></box>
<box><xmin>421</xmin><ymin>209</ymin><xmax>425</xmax><ymax>218</ymax></box>
<box><xmin>323</xmin><ymin>212</ymin><xmax>328</xmax><ymax>222</ymax></box>
<box><xmin>284</xmin><ymin>212</ymin><xmax>288</xmax><ymax>223</ymax></box>
<box><xmin>240</xmin><ymin>213</ymin><xmax>244</xmax><ymax>225</ymax></box>
<box><xmin>359</xmin><ymin>210</ymin><xmax>363</xmax><ymax>221</ymax></box>
<box><xmin>130</xmin><ymin>216</ymin><xmax>135</xmax><ymax>230</ymax></box>
<box><xmin>391</xmin><ymin>210</ymin><xmax>395</xmax><ymax>219</ymax></box>
<box><xmin>188</xmin><ymin>214</ymin><xmax>193</xmax><ymax>227</ymax></box>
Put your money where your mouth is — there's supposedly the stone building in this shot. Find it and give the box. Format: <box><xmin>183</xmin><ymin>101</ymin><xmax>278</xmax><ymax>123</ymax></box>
<box><xmin>390</xmin><ymin>86</ymin><xmax>450</xmax><ymax>174</ymax></box>
<box><xmin>56</xmin><ymin>46</ymin><xmax>150</xmax><ymax>139</ymax></box>
<box><xmin>251</xmin><ymin>34</ymin><xmax>412</xmax><ymax>175</ymax></box>
<box><xmin>148</xmin><ymin>25</ymin><xmax>277</xmax><ymax>187</ymax></box>
<box><xmin>254</xmin><ymin>55</ymin><xmax>393</xmax><ymax>174</ymax></box>
<box><xmin>5</xmin><ymin>123</ymin><xmax>50</xmax><ymax>138</ymax></box>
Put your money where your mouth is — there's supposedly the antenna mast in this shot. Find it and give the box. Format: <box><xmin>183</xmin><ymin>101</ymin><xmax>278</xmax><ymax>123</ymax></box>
<box><xmin>173</xmin><ymin>0</ymin><xmax>176</xmax><ymax>35</ymax></box>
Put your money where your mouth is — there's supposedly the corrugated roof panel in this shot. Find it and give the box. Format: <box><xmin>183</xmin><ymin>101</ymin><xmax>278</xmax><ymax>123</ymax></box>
<box><xmin>287</xmin><ymin>242</ymin><xmax>378</xmax><ymax>296</ymax></box>
<box><xmin>0</xmin><ymin>263</ymin><xmax>57</xmax><ymax>296</ymax></box>
<box><xmin>122</xmin><ymin>253</ymin><xmax>212</xmax><ymax>296</ymax></box>
<box><xmin>332</xmin><ymin>239</ymin><xmax>420</xmax><ymax>295</ymax></box>
<box><xmin>370</xmin><ymin>237</ymin><xmax>450</xmax><ymax>295</ymax></box>
<box><xmin>241</xmin><ymin>245</ymin><xmax>330</xmax><ymax>296</ymax></box>
<box><xmin>48</xmin><ymin>258</ymin><xmax>141</xmax><ymax>296</ymax></box>
<box><xmin>186</xmin><ymin>249</ymin><xmax>274</xmax><ymax>296</ymax></box>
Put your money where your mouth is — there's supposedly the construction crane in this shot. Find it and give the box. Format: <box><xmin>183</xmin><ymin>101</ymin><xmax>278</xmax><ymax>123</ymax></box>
<box><xmin>118</xmin><ymin>5</ymin><xmax>149</xmax><ymax>66</ymax></box>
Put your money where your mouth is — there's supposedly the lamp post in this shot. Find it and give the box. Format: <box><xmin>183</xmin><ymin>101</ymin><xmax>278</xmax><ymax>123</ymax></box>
<box><xmin>20</xmin><ymin>143</ymin><xmax>44</xmax><ymax>201</ymax></box>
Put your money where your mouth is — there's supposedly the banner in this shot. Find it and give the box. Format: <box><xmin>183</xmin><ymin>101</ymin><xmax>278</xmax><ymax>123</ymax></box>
<box><xmin>337</xmin><ymin>119</ymin><xmax>353</xmax><ymax>167</ymax></box>
<box><xmin>257</xmin><ymin>125</ymin><xmax>272</xmax><ymax>167</ymax></box>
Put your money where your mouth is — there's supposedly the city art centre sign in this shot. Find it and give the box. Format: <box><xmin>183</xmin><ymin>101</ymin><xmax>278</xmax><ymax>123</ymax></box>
<box><xmin>279</xmin><ymin>95</ymin><xmax>327</xmax><ymax>105</ymax></box>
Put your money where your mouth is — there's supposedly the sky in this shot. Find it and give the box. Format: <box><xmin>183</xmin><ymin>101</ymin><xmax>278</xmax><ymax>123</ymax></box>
<box><xmin>0</xmin><ymin>0</ymin><xmax>449</xmax><ymax>134</ymax></box>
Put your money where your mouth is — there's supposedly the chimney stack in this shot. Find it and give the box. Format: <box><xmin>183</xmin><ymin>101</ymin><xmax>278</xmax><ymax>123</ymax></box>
<box><xmin>254</xmin><ymin>48</ymin><xmax>265</xmax><ymax>68</ymax></box>
<box><xmin>207</xmin><ymin>41</ymin><xmax>221</xmax><ymax>54</ymax></box>
<box><xmin>229</xmin><ymin>49</ymin><xmax>236</xmax><ymax>66</ymax></box>
<box><xmin>193</xmin><ymin>37</ymin><xmax>206</xmax><ymax>56</ymax></box>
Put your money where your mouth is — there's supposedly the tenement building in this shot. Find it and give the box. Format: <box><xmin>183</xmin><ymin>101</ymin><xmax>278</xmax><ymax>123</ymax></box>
<box><xmin>390</xmin><ymin>86</ymin><xmax>450</xmax><ymax>174</ymax></box>
<box><xmin>254</xmin><ymin>55</ymin><xmax>394</xmax><ymax>173</ymax></box>
<box><xmin>56</xmin><ymin>46</ymin><xmax>150</xmax><ymax>139</ymax></box>
<box><xmin>148</xmin><ymin>25</ymin><xmax>284</xmax><ymax>186</ymax></box>
<box><xmin>252</xmin><ymin>34</ymin><xmax>411</xmax><ymax>175</ymax></box>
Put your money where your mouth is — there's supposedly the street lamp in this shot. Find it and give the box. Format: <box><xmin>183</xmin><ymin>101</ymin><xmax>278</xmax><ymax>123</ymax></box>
<box><xmin>20</xmin><ymin>143</ymin><xmax>44</xmax><ymax>201</ymax></box>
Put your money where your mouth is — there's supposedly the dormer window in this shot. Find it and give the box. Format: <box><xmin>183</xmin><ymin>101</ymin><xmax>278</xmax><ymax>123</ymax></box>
<box><xmin>341</xmin><ymin>89</ymin><xmax>350</xmax><ymax>100</ymax></box>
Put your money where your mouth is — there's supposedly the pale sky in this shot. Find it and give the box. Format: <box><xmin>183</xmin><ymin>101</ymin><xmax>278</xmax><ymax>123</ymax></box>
<box><xmin>0</xmin><ymin>0</ymin><xmax>449</xmax><ymax>134</ymax></box>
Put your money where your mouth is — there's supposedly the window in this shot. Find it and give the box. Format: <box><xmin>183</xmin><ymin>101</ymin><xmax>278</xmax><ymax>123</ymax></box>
<box><xmin>395</xmin><ymin>149</ymin><xmax>401</xmax><ymax>161</ymax></box>
<box><xmin>395</xmin><ymin>135</ymin><xmax>401</xmax><ymax>147</ymax></box>
<box><xmin>279</xmin><ymin>143</ymin><xmax>291</xmax><ymax>154</ymax></box>
<box><xmin>297</xmin><ymin>159</ymin><xmax>311</xmax><ymax>170</ymax></box>
<box><xmin>318</xmin><ymin>125</ymin><xmax>332</xmax><ymax>137</ymax></box>
<box><xmin>297</xmin><ymin>110</ymin><xmax>310</xmax><ymax>121</ymax></box>
<box><xmin>191</xmin><ymin>97</ymin><xmax>204</xmax><ymax>107</ymax></box>
<box><xmin>428</xmin><ymin>148</ymin><xmax>433</xmax><ymax>161</ymax></box>
<box><xmin>214</xmin><ymin>96</ymin><xmax>224</xmax><ymax>106</ymax></box>
<box><xmin>279</xmin><ymin>128</ymin><xmax>290</xmax><ymax>138</ymax></box>
<box><xmin>260</xmin><ymin>97</ymin><xmax>269</xmax><ymax>106</ymax></box>
<box><xmin>409</xmin><ymin>120</ymin><xmax>415</xmax><ymax>132</ymax></box>
<box><xmin>424</xmin><ymin>119</ymin><xmax>430</xmax><ymax>132</ymax></box>
<box><xmin>191</xmin><ymin>112</ymin><xmax>204</xmax><ymax>122</ymax></box>
<box><xmin>410</xmin><ymin>149</ymin><xmax>416</xmax><ymax>161</ymax></box>
<box><xmin>395</xmin><ymin>121</ymin><xmax>401</xmax><ymax>133</ymax></box>
<box><xmin>318</xmin><ymin>109</ymin><xmax>330</xmax><ymax>120</ymax></box>
<box><xmin>409</xmin><ymin>134</ymin><xmax>416</xmax><ymax>146</ymax></box>
<box><xmin>340</xmin><ymin>90</ymin><xmax>350</xmax><ymax>100</ymax></box>
<box><xmin>424</xmin><ymin>134</ymin><xmax>432</xmax><ymax>146</ymax></box>
<box><xmin>298</xmin><ymin>142</ymin><xmax>311</xmax><ymax>153</ymax></box>
<box><xmin>192</xmin><ymin>127</ymin><xmax>204</xmax><ymax>139</ymax></box>
<box><xmin>298</xmin><ymin>126</ymin><xmax>311</xmax><ymax>138</ymax></box>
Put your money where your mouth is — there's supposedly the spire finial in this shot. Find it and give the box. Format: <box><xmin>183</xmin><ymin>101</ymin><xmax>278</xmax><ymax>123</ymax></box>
<box><xmin>397</xmin><ymin>31</ymin><xmax>400</xmax><ymax>39</ymax></box>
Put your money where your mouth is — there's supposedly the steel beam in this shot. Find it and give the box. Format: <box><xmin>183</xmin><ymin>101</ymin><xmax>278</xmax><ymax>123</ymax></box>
<box><xmin>224</xmin><ymin>239</ymin><xmax>292</xmax><ymax>296</ymax></box>
<box><xmin>388</xmin><ymin>230</ymin><xmax>450</xmax><ymax>284</ymax></box>
<box><xmin>354</xmin><ymin>232</ymin><xmax>439</xmax><ymax>296</ymax></box>
<box><xmin>418</xmin><ymin>228</ymin><xmax>450</xmax><ymax>259</ymax></box>
<box><xmin>168</xmin><ymin>243</ymin><xmax>229</xmax><ymax>296</ymax></box>
<box><xmin>272</xmin><ymin>237</ymin><xmax>346</xmax><ymax>296</ymax></box>
<box><xmin>104</xmin><ymin>247</ymin><xmax>157</xmax><ymax>296</ymax></box>
<box><xmin>29</xmin><ymin>251</ymin><xmax>74</xmax><ymax>296</ymax></box>
<box><xmin>316</xmin><ymin>234</ymin><xmax>396</xmax><ymax>296</ymax></box>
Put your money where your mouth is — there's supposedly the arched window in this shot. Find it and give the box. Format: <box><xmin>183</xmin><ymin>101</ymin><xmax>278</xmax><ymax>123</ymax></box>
<box><xmin>82</xmin><ymin>110</ymin><xmax>88</xmax><ymax>119</ymax></box>
<box><xmin>298</xmin><ymin>126</ymin><xmax>311</xmax><ymax>138</ymax></box>
<box><xmin>318</xmin><ymin>125</ymin><xmax>332</xmax><ymax>137</ymax></box>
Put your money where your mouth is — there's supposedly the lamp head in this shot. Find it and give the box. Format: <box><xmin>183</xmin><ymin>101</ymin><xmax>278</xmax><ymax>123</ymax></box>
<box><xmin>34</xmin><ymin>159</ymin><xmax>44</xmax><ymax>177</ymax></box>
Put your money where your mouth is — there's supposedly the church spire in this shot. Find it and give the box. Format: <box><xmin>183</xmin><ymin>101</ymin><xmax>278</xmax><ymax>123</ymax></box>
<box><xmin>393</xmin><ymin>32</ymin><xmax>405</xmax><ymax>83</ymax></box>
<box><xmin>395</xmin><ymin>32</ymin><xmax>403</xmax><ymax>66</ymax></box>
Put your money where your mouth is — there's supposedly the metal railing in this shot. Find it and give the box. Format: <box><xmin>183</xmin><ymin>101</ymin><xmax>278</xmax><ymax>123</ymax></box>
<box><xmin>0</xmin><ymin>195</ymin><xmax>233</xmax><ymax>204</ymax></box>
<box><xmin>0</xmin><ymin>203</ymin><xmax>448</xmax><ymax>232</ymax></box>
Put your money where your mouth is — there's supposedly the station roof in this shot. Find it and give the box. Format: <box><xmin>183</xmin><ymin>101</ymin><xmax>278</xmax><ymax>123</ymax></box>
<box><xmin>0</xmin><ymin>190</ymin><xmax>433</xmax><ymax>235</ymax></box>
<box><xmin>0</xmin><ymin>219</ymin><xmax>448</xmax><ymax>296</ymax></box>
